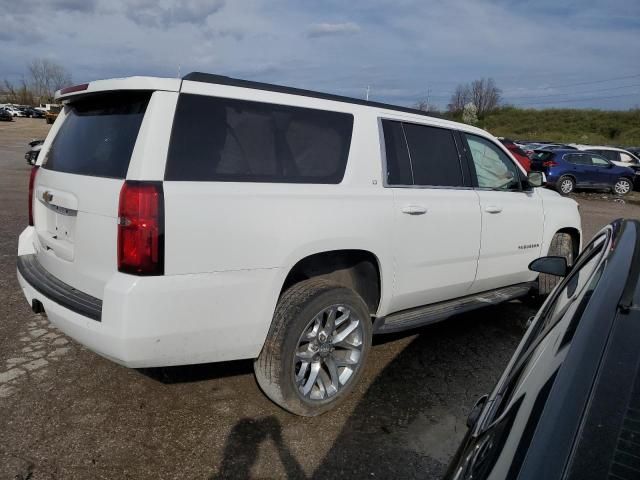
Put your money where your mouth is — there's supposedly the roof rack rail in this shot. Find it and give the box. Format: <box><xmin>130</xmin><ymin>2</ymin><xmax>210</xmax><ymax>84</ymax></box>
<box><xmin>182</xmin><ymin>72</ymin><xmax>440</xmax><ymax>119</ymax></box>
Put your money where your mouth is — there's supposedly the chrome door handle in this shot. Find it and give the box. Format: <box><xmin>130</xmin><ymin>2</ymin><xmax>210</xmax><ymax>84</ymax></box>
<box><xmin>401</xmin><ymin>205</ymin><xmax>427</xmax><ymax>215</ymax></box>
<box><xmin>485</xmin><ymin>205</ymin><xmax>503</xmax><ymax>214</ymax></box>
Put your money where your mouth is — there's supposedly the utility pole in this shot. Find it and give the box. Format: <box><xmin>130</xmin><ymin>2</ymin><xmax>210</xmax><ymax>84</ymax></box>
<box><xmin>426</xmin><ymin>87</ymin><xmax>431</xmax><ymax>111</ymax></box>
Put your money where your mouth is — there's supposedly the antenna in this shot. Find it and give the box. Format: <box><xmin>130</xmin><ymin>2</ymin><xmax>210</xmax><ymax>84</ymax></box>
<box><xmin>366</xmin><ymin>85</ymin><xmax>370</xmax><ymax>101</ymax></box>
<box><xmin>177</xmin><ymin>64</ymin><xmax>181</xmax><ymax>78</ymax></box>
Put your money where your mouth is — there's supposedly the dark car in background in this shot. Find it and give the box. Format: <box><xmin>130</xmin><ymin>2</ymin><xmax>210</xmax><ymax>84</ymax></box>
<box><xmin>0</xmin><ymin>108</ymin><xmax>13</xmax><ymax>122</ymax></box>
<box><xmin>446</xmin><ymin>219</ymin><xmax>640</xmax><ymax>480</ymax></box>
<box><xmin>24</xmin><ymin>139</ymin><xmax>44</xmax><ymax>165</ymax></box>
<box><xmin>23</xmin><ymin>107</ymin><xmax>45</xmax><ymax>118</ymax></box>
<box><xmin>531</xmin><ymin>149</ymin><xmax>634</xmax><ymax>195</ymax></box>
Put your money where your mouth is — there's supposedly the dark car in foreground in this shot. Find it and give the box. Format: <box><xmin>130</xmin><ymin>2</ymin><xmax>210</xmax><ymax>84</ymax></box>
<box><xmin>531</xmin><ymin>149</ymin><xmax>635</xmax><ymax>195</ymax></box>
<box><xmin>446</xmin><ymin>219</ymin><xmax>640</xmax><ymax>480</ymax></box>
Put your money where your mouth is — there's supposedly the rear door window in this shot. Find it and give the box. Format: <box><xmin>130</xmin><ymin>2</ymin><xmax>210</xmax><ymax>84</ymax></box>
<box><xmin>565</xmin><ymin>154</ymin><xmax>590</xmax><ymax>165</ymax></box>
<box><xmin>44</xmin><ymin>92</ymin><xmax>150</xmax><ymax>179</ymax></box>
<box><xmin>165</xmin><ymin>94</ymin><xmax>353</xmax><ymax>183</ymax></box>
<box><xmin>402</xmin><ymin>123</ymin><xmax>464</xmax><ymax>187</ymax></box>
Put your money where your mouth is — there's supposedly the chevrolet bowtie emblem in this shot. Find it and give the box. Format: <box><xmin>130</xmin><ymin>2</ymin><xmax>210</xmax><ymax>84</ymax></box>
<box><xmin>42</xmin><ymin>191</ymin><xmax>53</xmax><ymax>203</ymax></box>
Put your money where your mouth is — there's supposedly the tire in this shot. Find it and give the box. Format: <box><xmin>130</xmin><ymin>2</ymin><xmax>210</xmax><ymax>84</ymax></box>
<box><xmin>254</xmin><ymin>278</ymin><xmax>372</xmax><ymax>416</ymax></box>
<box><xmin>538</xmin><ymin>232</ymin><xmax>574</xmax><ymax>296</ymax></box>
<box><xmin>613</xmin><ymin>177</ymin><xmax>632</xmax><ymax>196</ymax></box>
<box><xmin>556</xmin><ymin>176</ymin><xmax>575</xmax><ymax>195</ymax></box>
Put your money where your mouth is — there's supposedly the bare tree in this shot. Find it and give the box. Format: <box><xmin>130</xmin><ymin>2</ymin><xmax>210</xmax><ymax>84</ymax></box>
<box><xmin>27</xmin><ymin>58</ymin><xmax>72</xmax><ymax>103</ymax></box>
<box><xmin>413</xmin><ymin>99</ymin><xmax>438</xmax><ymax>113</ymax></box>
<box><xmin>448</xmin><ymin>78</ymin><xmax>501</xmax><ymax>115</ymax></box>
<box><xmin>2</xmin><ymin>78</ymin><xmax>35</xmax><ymax>105</ymax></box>
<box><xmin>469</xmin><ymin>78</ymin><xmax>501</xmax><ymax>115</ymax></box>
<box><xmin>447</xmin><ymin>84</ymin><xmax>469</xmax><ymax>114</ymax></box>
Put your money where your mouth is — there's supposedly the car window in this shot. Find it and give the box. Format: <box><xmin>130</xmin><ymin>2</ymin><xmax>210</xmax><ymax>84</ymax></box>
<box><xmin>590</xmin><ymin>155</ymin><xmax>609</xmax><ymax>167</ymax></box>
<box><xmin>591</xmin><ymin>149</ymin><xmax>619</xmax><ymax>162</ymax></box>
<box><xmin>382</xmin><ymin>120</ymin><xmax>413</xmax><ymax>185</ymax></box>
<box><xmin>402</xmin><ymin>123</ymin><xmax>463</xmax><ymax>187</ymax></box>
<box><xmin>565</xmin><ymin>154</ymin><xmax>590</xmax><ymax>165</ymax></box>
<box><xmin>44</xmin><ymin>92</ymin><xmax>150</xmax><ymax>179</ymax></box>
<box><xmin>464</xmin><ymin>133</ymin><xmax>521</xmax><ymax>190</ymax></box>
<box><xmin>165</xmin><ymin>94</ymin><xmax>353</xmax><ymax>183</ymax></box>
<box><xmin>619</xmin><ymin>152</ymin><xmax>635</xmax><ymax>163</ymax></box>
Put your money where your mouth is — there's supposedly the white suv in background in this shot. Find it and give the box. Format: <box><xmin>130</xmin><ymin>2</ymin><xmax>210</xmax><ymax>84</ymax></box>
<box><xmin>573</xmin><ymin>145</ymin><xmax>640</xmax><ymax>166</ymax></box>
<box><xmin>17</xmin><ymin>73</ymin><xmax>581</xmax><ymax>416</ymax></box>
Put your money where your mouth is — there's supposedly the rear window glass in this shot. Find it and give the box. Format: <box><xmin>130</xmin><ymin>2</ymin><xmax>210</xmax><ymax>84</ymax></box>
<box><xmin>165</xmin><ymin>94</ymin><xmax>353</xmax><ymax>183</ymax></box>
<box><xmin>44</xmin><ymin>92</ymin><xmax>150</xmax><ymax>178</ymax></box>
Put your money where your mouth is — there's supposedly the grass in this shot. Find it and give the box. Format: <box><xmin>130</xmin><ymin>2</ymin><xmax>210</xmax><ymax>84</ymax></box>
<box><xmin>446</xmin><ymin>107</ymin><xmax>640</xmax><ymax>146</ymax></box>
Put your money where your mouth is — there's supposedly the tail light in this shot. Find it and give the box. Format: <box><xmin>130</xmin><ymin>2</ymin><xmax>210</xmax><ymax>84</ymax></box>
<box><xmin>117</xmin><ymin>181</ymin><xmax>164</xmax><ymax>275</ymax></box>
<box><xmin>543</xmin><ymin>160</ymin><xmax>558</xmax><ymax>168</ymax></box>
<box><xmin>28</xmin><ymin>166</ymin><xmax>39</xmax><ymax>226</ymax></box>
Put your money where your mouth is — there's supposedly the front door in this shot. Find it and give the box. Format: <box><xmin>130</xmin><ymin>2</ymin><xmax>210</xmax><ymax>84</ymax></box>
<box><xmin>461</xmin><ymin>133</ymin><xmax>544</xmax><ymax>293</ymax></box>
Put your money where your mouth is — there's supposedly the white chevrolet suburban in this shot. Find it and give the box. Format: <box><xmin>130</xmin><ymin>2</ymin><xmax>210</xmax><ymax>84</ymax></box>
<box><xmin>17</xmin><ymin>73</ymin><xmax>581</xmax><ymax>416</ymax></box>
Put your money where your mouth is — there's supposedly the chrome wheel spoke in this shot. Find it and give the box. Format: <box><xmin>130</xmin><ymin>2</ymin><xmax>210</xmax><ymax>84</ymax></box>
<box><xmin>324</xmin><ymin>356</ymin><xmax>340</xmax><ymax>391</ymax></box>
<box><xmin>301</xmin><ymin>361</ymin><xmax>321</xmax><ymax>396</ymax></box>
<box><xmin>333</xmin><ymin>319</ymin><xmax>359</xmax><ymax>344</ymax></box>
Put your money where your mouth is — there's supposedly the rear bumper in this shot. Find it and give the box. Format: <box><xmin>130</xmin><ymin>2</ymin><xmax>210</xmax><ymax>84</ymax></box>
<box><xmin>17</xmin><ymin>254</ymin><xmax>102</xmax><ymax>321</ymax></box>
<box><xmin>17</xmin><ymin>228</ymin><xmax>281</xmax><ymax>368</ymax></box>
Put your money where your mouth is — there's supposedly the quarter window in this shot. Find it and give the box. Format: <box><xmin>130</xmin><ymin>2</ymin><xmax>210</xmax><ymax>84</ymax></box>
<box><xmin>382</xmin><ymin>120</ymin><xmax>413</xmax><ymax>185</ymax></box>
<box><xmin>165</xmin><ymin>94</ymin><xmax>353</xmax><ymax>183</ymax></box>
<box><xmin>464</xmin><ymin>133</ymin><xmax>521</xmax><ymax>190</ymax></box>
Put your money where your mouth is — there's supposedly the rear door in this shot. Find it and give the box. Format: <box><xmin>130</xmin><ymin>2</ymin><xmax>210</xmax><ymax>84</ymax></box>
<box><xmin>383</xmin><ymin>120</ymin><xmax>481</xmax><ymax>311</ymax></box>
<box><xmin>461</xmin><ymin>132</ymin><xmax>544</xmax><ymax>293</ymax></box>
<box><xmin>32</xmin><ymin>91</ymin><xmax>151</xmax><ymax>298</ymax></box>
<box><xmin>563</xmin><ymin>153</ymin><xmax>592</xmax><ymax>186</ymax></box>
<box><xmin>587</xmin><ymin>154</ymin><xmax>617</xmax><ymax>187</ymax></box>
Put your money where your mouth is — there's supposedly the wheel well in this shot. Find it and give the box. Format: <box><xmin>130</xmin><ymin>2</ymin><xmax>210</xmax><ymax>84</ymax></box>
<box><xmin>281</xmin><ymin>250</ymin><xmax>381</xmax><ymax>315</ymax></box>
<box><xmin>556</xmin><ymin>227</ymin><xmax>581</xmax><ymax>260</ymax></box>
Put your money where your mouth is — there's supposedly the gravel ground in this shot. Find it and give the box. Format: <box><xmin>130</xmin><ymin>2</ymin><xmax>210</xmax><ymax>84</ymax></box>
<box><xmin>0</xmin><ymin>117</ymin><xmax>638</xmax><ymax>479</ymax></box>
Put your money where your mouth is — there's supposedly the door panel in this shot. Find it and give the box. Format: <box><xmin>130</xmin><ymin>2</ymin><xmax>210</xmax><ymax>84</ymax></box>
<box><xmin>471</xmin><ymin>190</ymin><xmax>544</xmax><ymax>292</ymax></box>
<box><xmin>389</xmin><ymin>188</ymin><xmax>481</xmax><ymax>311</ymax></box>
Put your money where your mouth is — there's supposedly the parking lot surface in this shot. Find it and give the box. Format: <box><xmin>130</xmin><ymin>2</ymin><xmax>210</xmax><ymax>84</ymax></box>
<box><xmin>1</xmin><ymin>118</ymin><xmax>638</xmax><ymax>479</ymax></box>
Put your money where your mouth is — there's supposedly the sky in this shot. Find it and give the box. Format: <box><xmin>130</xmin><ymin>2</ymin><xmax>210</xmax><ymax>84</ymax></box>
<box><xmin>1</xmin><ymin>0</ymin><xmax>639</xmax><ymax>110</ymax></box>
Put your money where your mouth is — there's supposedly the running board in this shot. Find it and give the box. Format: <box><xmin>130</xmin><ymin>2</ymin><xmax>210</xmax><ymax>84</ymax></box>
<box><xmin>374</xmin><ymin>282</ymin><xmax>535</xmax><ymax>334</ymax></box>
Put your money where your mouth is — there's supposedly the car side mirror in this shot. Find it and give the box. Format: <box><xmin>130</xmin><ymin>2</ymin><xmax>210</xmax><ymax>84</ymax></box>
<box><xmin>527</xmin><ymin>171</ymin><xmax>544</xmax><ymax>188</ymax></box>
<box><xmin>467</xmin><ymin>394</ymin><xmax>488</xmax><ymax>428</ymax></box>
<box><xmin>528</xmin><ymin>256</ymin><xmax>569</xmax><ymax>277</ymax></box>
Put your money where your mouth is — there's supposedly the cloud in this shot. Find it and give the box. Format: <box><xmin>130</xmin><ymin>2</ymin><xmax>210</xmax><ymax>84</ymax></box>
<box><xmin>124</xmin><ymin>0</ymin><xmax>225</xmax><ymax>28</ymax></box>
<box><xmin>0</xmin><ymin>0</ymin><xmax>637</xmax><ymax>110</ymax></box>
<box><xmin>307</xmin><ymin>22</ymin><xmax>361</xmax><ymax>38</ymax></box>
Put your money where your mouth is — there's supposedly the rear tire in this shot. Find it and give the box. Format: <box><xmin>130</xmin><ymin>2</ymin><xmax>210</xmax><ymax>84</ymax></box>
<box><xmin>613</xmin><ymin>177</ymin><xmax>632</xmax><ymax>196</ymax></box>
<box><xmin>556</xmin><ymin>176</ymin><xmax>575</xmax><ymax>195</ymax></box>
<box><xmin>254</xmin><ymin>278</ymin><xmax>372</xmax><ymax>416</ymax></box>
<box><xmin>538</xmin><ymin>232</ymin><xmax>574</xmax><ymax>296</ymax></box>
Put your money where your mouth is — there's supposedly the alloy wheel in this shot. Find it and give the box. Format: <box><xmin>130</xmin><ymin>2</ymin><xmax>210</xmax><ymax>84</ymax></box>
<box><xmin>560</xmin><ymin>179</ymin><xmax>574</xmax><ymax>194</ymax></box>
<box><xmin>293</xmin><ymin>304</ymin><xmax>364</xmax><ymax>401</ymax></box>
<box><xmin>614</xmin><ymin>180</ymin><xmax>631</xmax><ymax>195</ymax></box>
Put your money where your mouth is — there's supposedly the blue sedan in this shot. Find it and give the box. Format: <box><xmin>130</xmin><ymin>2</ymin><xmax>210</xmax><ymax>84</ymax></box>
<box><xmin>531</xmin><ymin>149</ymin><xmax>635</xmax><ymax>195</ymax></box>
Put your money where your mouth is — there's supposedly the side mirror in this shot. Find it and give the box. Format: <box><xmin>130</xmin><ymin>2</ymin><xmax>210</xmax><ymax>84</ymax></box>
<box><xmin>527</xmin><ymin>171</ymin><xmax>544</xmax><ymax>187</ymax></box>
<box><xmin>528</xmin><ymin>256</ymin><xmax>569</xmax><ymax>277</ymax></box>
<box><xmin>467</xmin><ymin>394</ymin><xmax>488</xmax><ymax>428</ymax></box>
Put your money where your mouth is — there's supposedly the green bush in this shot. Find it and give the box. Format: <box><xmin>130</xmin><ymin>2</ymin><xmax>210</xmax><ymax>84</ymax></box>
<box><xmin>445</xmin><ymin>107</ymin><xmax>640</xmax><ymax>146</ymax></box>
